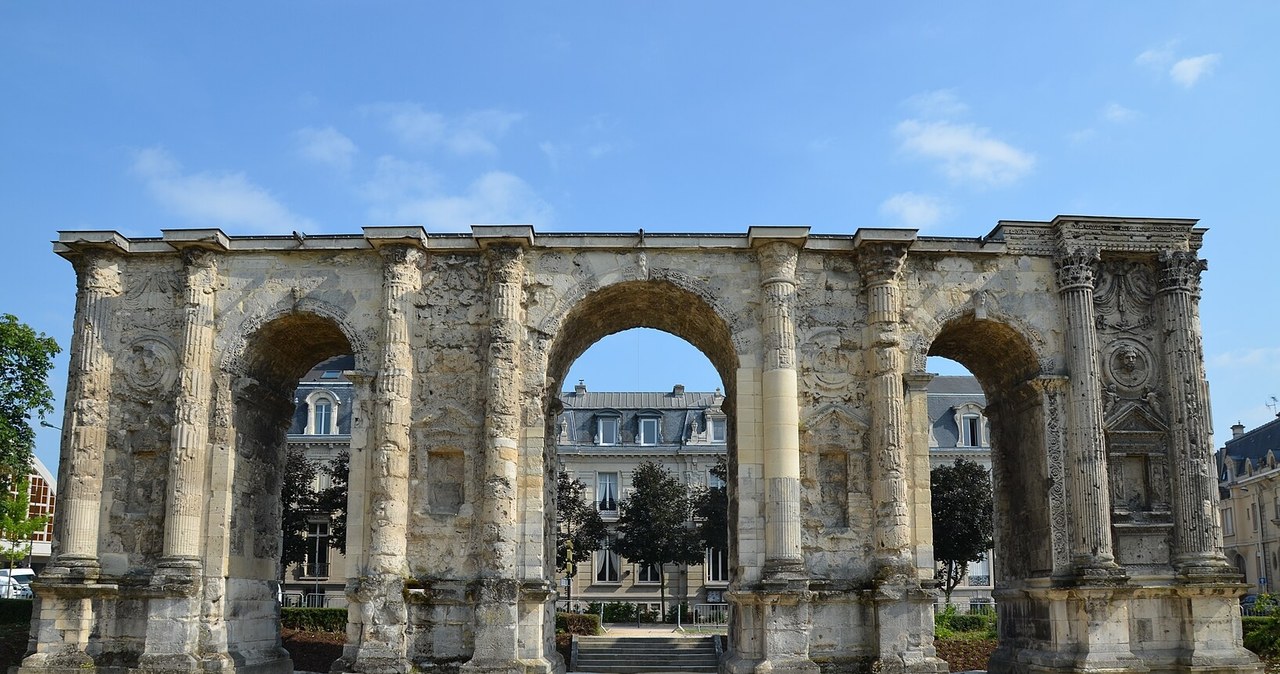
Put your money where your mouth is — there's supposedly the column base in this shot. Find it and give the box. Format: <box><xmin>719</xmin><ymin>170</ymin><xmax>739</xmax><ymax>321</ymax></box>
<box><xmin>873</xmin><ymin>576</ymin><xmax>946</xmax><ymax>674</ymax></box>
<box><xmin>332</xmin><ymin>574</ymin><xmax>409</xmax><ymax>674</ymax></box>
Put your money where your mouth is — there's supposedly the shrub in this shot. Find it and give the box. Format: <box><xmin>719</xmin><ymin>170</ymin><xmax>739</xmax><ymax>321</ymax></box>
<box><xmin>1243</xmin><ymin>615</ymin><xmax>1280</xmax><ymax>657</ymax></box>
<box><xmin>0</xmin><ymin>599</ymin><xmax>31</xmax><ymax>624</ymax></box>
<box><xmin>281</xmin><ymin>607</ymin><xmax>347</xmax><ymax>633</ymax></box>
<box><xmin>556</xmin><ymin>612</ymin><xmax>601</xmax><ymax>635</ymax></box>
<box><xmin>934</xmin><ymin>604</ymin><xmax>995</xmax><ymax>637</ymax></box>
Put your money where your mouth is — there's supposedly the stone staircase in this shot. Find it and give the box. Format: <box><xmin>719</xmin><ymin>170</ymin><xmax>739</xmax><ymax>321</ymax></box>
<box><xmin>572</xmin><ymin>635</ymin><xmax>720</xmax><ymax>673</ymax></box>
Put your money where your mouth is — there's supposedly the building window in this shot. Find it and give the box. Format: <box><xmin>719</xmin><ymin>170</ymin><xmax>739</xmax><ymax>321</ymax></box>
<box><xmin>315</xmin><ymin>399</ymin><xmax>333</xmax><ymax>435</ymax></box>
<box><xmin>597</xmin><ymin>472</ymin><xmax>619</xmax><ymax>513</ymax></box>
<box><xmin>639</xmin><ymin>418</ymin><xmax>659</xmax><ymax>445</ymax></box>
<box><xmin>304</xmin><ymin>521</ymin><xmax>331</xmax><ymax>578</ymax></box>
<box><xmin>637</xmin><ymin>563</ymin><xmax>662</xmax><ymax>584</ymax></box>
<box><xmin>598</xmin><ymin>417</ymin><xmax>619</xmax><ymax>446</ymax></box>
<box><xmin>707</xmin><ymin>470</ymin><xmax>726</xmax><ymax>490</ymax></box>
<box><xmin>961</xmin><ymin>414</ymin><xmax>981</xmax><ymax>447</ymax></box>
<box><xmin>706</xmin><ymin>547</ymin><xmax>729</xmax><ymax>584</ymax></box>
<box><xmin>1223</xmin><ymin>507</ymin><xmax>1235</xmax><ymax>536</ymax></box>
<box><xmin>710</xmin><ymin>418</ymin><xmax>726</xmax><ymax>443</ymax></box>
<box><xmin>595</xmin><ymin>540</ymin><xmax>620</xmax><ymax>583</ymax></box>
<box><xmin>1253</xmin><ymin>503</ymin><xmax>1259</xmax><ymax>532</ymax></box>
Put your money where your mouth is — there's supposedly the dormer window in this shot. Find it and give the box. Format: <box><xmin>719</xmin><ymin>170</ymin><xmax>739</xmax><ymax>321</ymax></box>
<box><xmin>639</xmin><ymin>418</ymin><xmax>659</xmax><ymax>445</ymax></box>
<box><xmin>305</xmin><ymin>391</ymin><xmax>341</xmax><ymax>435</ymax></box>
<box><xmin>597</xmin><ymin>417</ymin><xmax>619</xmax><ymax>446</ymax></box>
<box><xmin>710</xmin><ymin>418</ymin><xmax>727</xmax><ymax>443</ymax></box>
<box><xmin>952</xmin><ymin>403</ymin><xmax>986</xmax><ymax>448</ymax></box>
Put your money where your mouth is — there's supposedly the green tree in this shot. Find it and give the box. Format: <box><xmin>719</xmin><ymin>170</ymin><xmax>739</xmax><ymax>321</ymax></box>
<box><xmin>0</xmin><ymin>478</ymin><xmax>49</xmax><ymax>580</ymax></box>
<box><xmin>316</xmin><ymin>450</ymin><xmax>349</xmax><ymax>554</ymax></box>
<box><xmin>556</xmin><ymin>471</ymin><xmax>607</xmax><ymax>606</ymax></box>
<box><xmin>0</xmin><ymin>314</ymin><xmax>60</xmax><ymax>488</ymax></box>
<box><xmin>692</xmin><ymin>457</ymin><xmax>728</xmax><ymax>553</ymax></box>
<box><xmin>280</xmin><ymin>445</ymin><xmax>320</xmax><ymax>577</ymax></box>
<box><xmin>613</xmin><ymin>461</ymin><xmax>704</xmax><ymax>620</ymax></box>
<box><xmin>931</xmin><ymin>458</ymin><xmax>994</xmax><ymax>604</ymax></box>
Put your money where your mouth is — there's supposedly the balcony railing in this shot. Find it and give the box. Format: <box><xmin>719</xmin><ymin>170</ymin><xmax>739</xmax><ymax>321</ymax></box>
<box><xmin>299</xmin><ymin>563</ymin><xmax>330</xmax><ymax>579</ymax></box>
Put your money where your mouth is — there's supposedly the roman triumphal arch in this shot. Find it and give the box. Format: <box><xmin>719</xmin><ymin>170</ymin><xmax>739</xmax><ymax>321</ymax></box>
<box><xmin>28</xmin><ymin>217</ymin><xmax>1258</xmax><ymax>674</ymax></box>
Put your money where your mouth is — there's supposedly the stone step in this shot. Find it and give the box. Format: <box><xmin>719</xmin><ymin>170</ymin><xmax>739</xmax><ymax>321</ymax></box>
<box><xmin>574</xmin><ymin>636</ymin><xmax>719</xmax><ymax>673</ymax></box>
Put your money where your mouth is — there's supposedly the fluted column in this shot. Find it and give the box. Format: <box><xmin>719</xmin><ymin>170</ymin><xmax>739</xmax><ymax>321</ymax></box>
<box><xmin>756</xmin><ymin>240</ymin><xmax>804</xmax><ymax>575</ymax></box>
<box><xmin>465</xmin><ymin>239</ymin><xmax>528</xmax><ymax>674</ymax></box>
<box><xmin>368</xmin><ymin>244</ymin><xmax>420</xmax><ymax>574</ymax></box>
<box><xmin>160</xmin><ymin>248</ymin><xmax>218</xmax><ymax>566</ymax></box>
<box><xmin>1157</xmin><ymin>250</ymin><xmax>1232</xmax><ymax>576</ymax></box>
<box><xmin>56</xmin><ymin>249</ymin><xmax>120</xmax><ymax>570</ymax></box>
<box><xmin>858</xmin><ymin>242</ymin><xmax>913</xmax><ymax>573</ymax></box>
<box><xmin>1053</xmin><ymin>247</ymin><xmax>1120</xmax><ymax>574</ymax></box>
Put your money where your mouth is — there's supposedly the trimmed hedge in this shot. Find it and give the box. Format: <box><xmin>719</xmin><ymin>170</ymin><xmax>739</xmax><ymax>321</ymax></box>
<box><xmin>939</xmin><ymin>613</ymin><xmax>990</xmax><ymax>633</ymax></box>
<box><xmin>1243</xmin><ymin>615</ymin><xmax>1280</xmax><ymax>657</ymax></box>
<box><xmin>0</xmin><ymin>599</ymin><xmax>32</xmax><ymax>624</ymax></box>
<box><xmin>555</xmin><ymin>612</ymin><xmax>601</xmax><ymax>636</ymax></box>
<box><xmin>281</xmin><ymin>607</ymin><xmax>347</xmax><ymax>633</ymax></box>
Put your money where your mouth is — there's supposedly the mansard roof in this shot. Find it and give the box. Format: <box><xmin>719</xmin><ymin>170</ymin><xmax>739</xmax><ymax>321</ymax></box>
<box><xmin>561</xmin><ymin>390</ymin><xmax>723</xmax><ymax>409</ymax></box>
<box><xmin>1221</xmin><ymin>414</ymin><xmax>1280</xmax><ymax>477</ymax></box>
<box><xmin>927</xmin><ymin>376</ymin><xmax>986</xmax><ymax>449</ymax></box>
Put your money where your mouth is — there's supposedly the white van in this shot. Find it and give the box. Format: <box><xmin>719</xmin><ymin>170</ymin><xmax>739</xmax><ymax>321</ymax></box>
<box><xmin>0</xmin><ymin>568</ymin><xmax>35</xmax><ymax>599</ymax></box>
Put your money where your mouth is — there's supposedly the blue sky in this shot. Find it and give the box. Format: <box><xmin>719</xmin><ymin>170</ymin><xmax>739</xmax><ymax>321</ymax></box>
<box><xmin>3</xmin><ymin>3</ymin><xmax>1279</xmax><ymax>471</ymax></box>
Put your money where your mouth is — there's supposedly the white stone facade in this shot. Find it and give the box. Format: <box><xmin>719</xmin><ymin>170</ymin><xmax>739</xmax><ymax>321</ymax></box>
<box><xmin>26</xmin><ymin>217</ymin><xmax>1257</xmax><ymax>674</ymax></box>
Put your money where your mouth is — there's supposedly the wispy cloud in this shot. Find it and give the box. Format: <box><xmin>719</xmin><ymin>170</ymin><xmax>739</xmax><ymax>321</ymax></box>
<box><xmin>895</xmin><ymin>119</ymin><xmax>1035</xmax><ymax>187</ymax></box>
<box><xmin>131</xmin><ymin>147</ymin><xmax>313</xmax><ymax>233</ymax></box>
<box><xmin>903</xmin><ymin>89</ymin><xmax>969</xmax><ymax>119</ymax></box>
<box><xmin>879</xmin><ymin>192</ymin><xmax>946</xmax><ymax>228</ymax></box>
<box><xmin>363</xmin><ymin>103</ymin><xmax>523</xmax><ymax>156</ymax></box>
<box><xmin>295</xmin><ymin>126</ymin><xmax>358</xmax><ymax>171</ymax></box>
<box><xmin>361</xmin><ymin>155</ymin><xmax>550</xmax><ymax>230</ymax></box>
<box><xmin>1136</xmin><ymin>42</ymin><xmax>1221</xmax><ymax>88</ymax></box>
<box><xmin>1170</xmin><ymin>53</ymin><xmax>1221</xmax><ymax>88</ymax></box>
<box><xmin>1210</xmin><ymin>347</ymin><xmax>1280</xmax><ymax>370</ymax></box>
<box><xmin>1102</xmin><ymin>102</ymin><xmax>1138</xmax><ymax>123</ymax></box>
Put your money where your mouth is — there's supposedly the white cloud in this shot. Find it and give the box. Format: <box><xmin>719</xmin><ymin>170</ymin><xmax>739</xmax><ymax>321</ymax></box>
<box><xmin>1102</xmin><ymin>102</ymin><xmax>1138</xmax><ymax>123</ymax></box>
<box><xmin>131</xmin><ymin>147</ymin><xmax>313</xmax><ymax>233</ymax></box>
<box><xmin>895</xmin><ymin>120</ymin><xmax>1035</xmax><ymax>187</ymax></box>
<box><xmin>295</xmin><ymin>126</ymin><xmax>358</xmax><ymax>170</ymax></box>
<box><xmin>363</xmin><ymin>103</ymin><xmax>523</xmax><ymax>156</ymax></box>
<box><xmin>1210</xmin><ymin>347</ymin><xmax>1280</xmax><ymax>370</ymax></box>
<box><xmin>361</xmin><ymin>156</ymin><xmax>550</xmax><ymax>230</ymax></box>
<box><xmin>903</xmin><ymin>89</ymin><xmax>969</xmax><ymax>118</ymax></box>
<box><xmin>879</xmin><ymin>192</ymin><xmax>946</xmax><ymax>228</ymax></box>
<box><xmin>1135</xmin><ymin>41</ymin><xmax>1177</xmax><ymax>68</ymax></box>
<box><xmin>1170</xmin><ymin>53</ymin><xmax>1221</xmax><ymax>88</ymax></box>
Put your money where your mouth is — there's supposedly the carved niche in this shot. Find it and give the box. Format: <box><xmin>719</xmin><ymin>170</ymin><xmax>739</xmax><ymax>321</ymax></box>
<box><xmin>799</xmin><ymin>404</ymin><xmax>870</xmax><ymax>535</ymax></box>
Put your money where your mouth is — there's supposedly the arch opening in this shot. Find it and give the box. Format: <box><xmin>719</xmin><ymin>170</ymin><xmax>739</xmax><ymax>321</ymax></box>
<box><xmin>544</xmin><ymin>280</ymin><xmax>736</xmax><ymax>634</ymax></box>
<box><xmin>924</xmin><ymin>316</ymin><xmax>1048</xmax><ymax>663</ymax></box>
<box><xmin>225</xmin><ymin>312</ymin><xmax>356</xmax><ymax>670</ymax></box>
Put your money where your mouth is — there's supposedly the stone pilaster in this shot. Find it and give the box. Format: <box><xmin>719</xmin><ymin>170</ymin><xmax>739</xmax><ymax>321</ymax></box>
<box><xmin>903</xmin><ymin>372</ymin><xmax>936</xmax><ymax>580</ymax></box>
<box><xmin>1157</xmin><ymin>250</ymin><xmax>1234</xmax><ymax>579</ymax></box>
<box><xmin>56</xmin><ymin>248</ymin><xmax>120</xmax><ymax>570</ymax></box>
<box><xmin>139</xmin><ymin>247</ymin><xmax>221</xmax><ymax>674</ymax></box>
<box><xmin>20</xmin><ymin>248</ymin><xmax>121</xmax><ymax>674</ymax></box>
<box><xmin>160</xmin><ymin>248</ymin><xmax>219</xmax><ymax>565</ymax></box>
<box><xmin>344</xmin><ymin>243</ymin><xmax>421</xmax><ymax>674</ymax></box>
<box><xmin>856</xmin><ymin>241</ymin><xmax>913</xmax><ymax>574</ymax></box>
<box><xmin>465</xmin><ymin>234</ymin><xmax>541</xmax><ymax>674</ymax></box>
<box><xmin>756</xmin><ymin>240</ymin><xmax>804</xmax><ymax>575</ymax></box>
<box><xmin>1053</xmin><ymin>247</ymin><xmax>1122</xmax><ymax>577</ymax></box>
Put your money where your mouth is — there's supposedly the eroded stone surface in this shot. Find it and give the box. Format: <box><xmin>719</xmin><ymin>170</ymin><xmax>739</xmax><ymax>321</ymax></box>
<box><xmin>27</xmin><ymin>218</ymin><xmax>1259</xmax><ymax>674</ymax></box>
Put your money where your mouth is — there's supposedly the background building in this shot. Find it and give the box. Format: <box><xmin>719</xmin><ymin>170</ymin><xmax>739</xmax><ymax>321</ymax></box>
<box><xmin>555</xmin><ymin>381</ymin><xmax>729</xmax><ymax>614</ymax></box>
<box><xmin>282</xmin><ymin>355</ymin><xmax>353</xmax><ymax>606</ymax></box>
<box><xmin>1217</xmin><ymin>414</ymin><xmax>1280</xmax><ymax>595</ymax></box>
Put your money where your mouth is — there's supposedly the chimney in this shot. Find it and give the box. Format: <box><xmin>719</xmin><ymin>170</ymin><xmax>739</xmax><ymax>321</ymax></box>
<box><xmin>575</xmin><ymin>380</ymin><xmax>587</xmax><ymax>395</ymax></box>
<box><xmin>673</xmin><ymin>384</ymin><xmax>685</xmax><ymax>396</ymax></box>
<box><xmin>1232</xmin><ymin>421</ymin><xmax>1246</xmax><ymax>440</ymax></box>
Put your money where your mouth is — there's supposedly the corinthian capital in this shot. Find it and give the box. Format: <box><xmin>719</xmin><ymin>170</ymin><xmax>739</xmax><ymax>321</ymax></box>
<box><xmin>380</xmin><ymin>245</ymin><xmax>424</xmax><ymax>290</ymax></box>
<box><xmin>756</xmin><ymin>240</ymin><xmax>799</xmax><ymax>284</ymax></box>
<box><xmin>856</xmin><ymin>242</ymin><xmax>908</xmax><ymax>286</ymax></box>
<box><xmin>485</xmin><ymin>243</ymin><xmax>525</xmax><ymax>285</ymax></box>
<box><xmin>1054</xmin><ymin>246</ymin><xmax>1100</xmax><ymax>292</ymax></box>
<box><xmin>1157</xmin><ymin>250</ymin><xmax>1207</xmax><ymax>294</ymax></box>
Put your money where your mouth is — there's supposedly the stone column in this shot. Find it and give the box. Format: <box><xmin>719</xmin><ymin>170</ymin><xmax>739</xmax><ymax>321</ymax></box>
<box><xmin>139</xmin><ymin>247</ymin><xmax>220</xmax><ymax>674</ymax></box>
<box><xmin>903</xmin><ymin>373</ymin><xmax>936</xmax><ymax>579</ymax></box>
<box><xmin>465</xmin><ymin>240</ymin><xmax>527</xmax><ymax>674</ymax></box>
<box><xmin>20</xmin><ymin>248</ymin><xmax>121</xmax><ymax>674</ymax></box>
<box><xmin>55</xmin><ymin>248</ymin><xmax>121</xmax><ymax>570</ymax></box>
<box><xmin>160</xmin><ymin>248</ymin><xmax>219</xmax><ymax>567</ymax></box>
<box><xmin>857</xmin><ymin>242</ymin><xmax>913</xmax><ymax>574</ymax></box>
<box><xmin>347</xmin><ymin>243</ymin><xmax>421</xmax><ymax>674</ymax></box>
<box><xmin>1053</xmin><ymin>247</ymin><xmax>1122</xmax><ymax>576</ymax></box>
<box><xmin>756</xmin><ymin>240</ymin><xmax>805</xmax><ymax>576</ymax></box>
<box><xmin>1157</xmin><ymin>250</ymin><xmax>1233</xmax><ymax>577</ymax></box>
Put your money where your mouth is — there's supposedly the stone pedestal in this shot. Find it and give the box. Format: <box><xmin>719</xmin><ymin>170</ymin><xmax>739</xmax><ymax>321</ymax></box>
<box><xmin>725</xmin><ymin>581</ymin><xmax>819</xmax><ymax>674</ymax></box>
<box><xmin>872</xmin><ymin>576</ymin><xmax>946</xmax><ymax>674</ymax></box>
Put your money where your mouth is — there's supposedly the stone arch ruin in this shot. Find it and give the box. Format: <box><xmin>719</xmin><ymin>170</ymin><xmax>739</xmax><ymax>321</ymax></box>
<box><xmin>27</xmin><ymin>218</ymin><xmax>1259</xmax><ymax>674</ymax></box>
